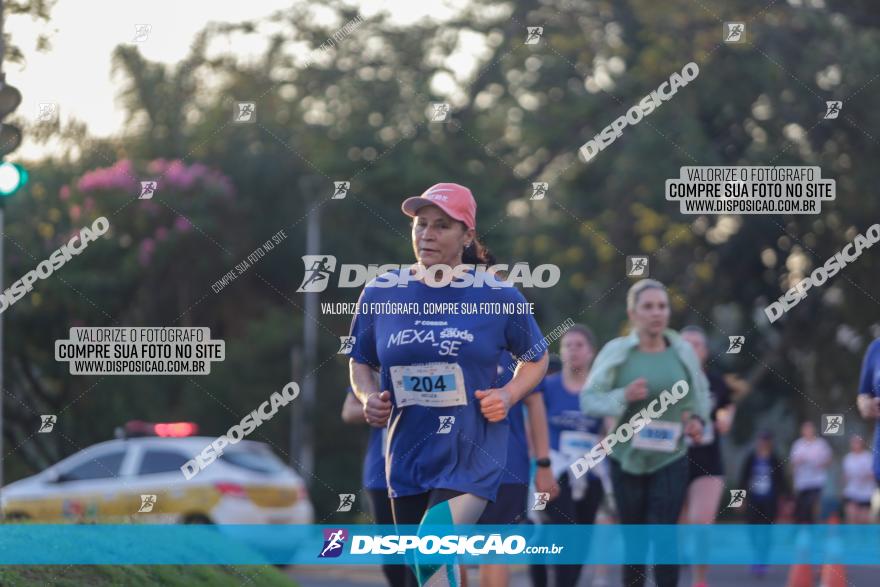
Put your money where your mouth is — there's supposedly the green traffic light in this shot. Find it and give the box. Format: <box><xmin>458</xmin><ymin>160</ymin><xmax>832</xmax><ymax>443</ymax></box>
<box><xmin>0</xmin><ymin>162</ymin><xmax>27</xmax><ymax>196</ymax></box>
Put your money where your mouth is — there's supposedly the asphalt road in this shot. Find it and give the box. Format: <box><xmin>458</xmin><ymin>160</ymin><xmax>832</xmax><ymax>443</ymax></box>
<box><xmin>289</xmin><ymin>563</ymin><xmax>879</xmax><ymax>586</ymax></box>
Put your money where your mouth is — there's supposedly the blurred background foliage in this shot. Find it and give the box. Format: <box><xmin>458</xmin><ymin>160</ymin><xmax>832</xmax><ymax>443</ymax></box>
<box><xmin>4</xmin><ymin>0</ymin><xmax>880</xmax><ymax>518</ymax></box>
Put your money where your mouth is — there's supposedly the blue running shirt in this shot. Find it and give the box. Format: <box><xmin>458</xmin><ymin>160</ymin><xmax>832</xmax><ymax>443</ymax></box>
<box><xmin>349</xmin><ymin>269</ymin><xmax>545</xmax><ymax>501</ymax></box>
<box><xmin>496</xmin><ymin>352</ymin><xmax>532</xmax><ymax>486</ymax></box>
<box><xmin>857</xmin><ymin>338</ymin><xmax>880</xmax><ymax>481</ymax></box>
<box><xmin>539</xmin><ymin>372</ymin><xmax>603</xmax><ymax>478</ymax></box>
<box><xmin>347</xmin><ymin>387</ymin><xmax>387</xmax><ymax>491</ymax></box>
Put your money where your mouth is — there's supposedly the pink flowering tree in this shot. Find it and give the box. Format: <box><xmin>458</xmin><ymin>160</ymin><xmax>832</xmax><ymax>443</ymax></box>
<box><xmin>68</xmin><ymin>158</ymin><xmax>236</xmax><ymax>267</ymax></box>
<box><xmin>55</xmin><ymin>158</ymin><xmax>242</xmax><ymax>326</ymax></box>
<box><xmin>0</xmin><ymin>157</ymin><xmax>246</xmax><ymax>469</ymax></box>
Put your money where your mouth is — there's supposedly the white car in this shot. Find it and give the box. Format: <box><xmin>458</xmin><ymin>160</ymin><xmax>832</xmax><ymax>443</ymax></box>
<box><xmin>2</xmin><ymin>427</ymin><xmax>314</xmax><ymax>525</ymax></box>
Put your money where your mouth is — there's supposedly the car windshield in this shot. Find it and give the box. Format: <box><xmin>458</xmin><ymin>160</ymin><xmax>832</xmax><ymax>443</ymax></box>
<box><xmin>218</xmin><ymin>444</ymin><xmax>286</xmax><ymax>474</ymax></box>
<box><xmin>57</xmin><ymin>450</ymin><xmax>126</xmax><ymax>482</ymax></box>
<box><xmin>137</xmin><ymin>449</ymin><xmax>190</xmax><ymax>475</ymax></box>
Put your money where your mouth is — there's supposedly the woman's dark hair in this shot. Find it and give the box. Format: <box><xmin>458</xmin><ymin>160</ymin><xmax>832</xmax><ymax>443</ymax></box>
<box><xmin>462</xmin><ymin>235</ymin><xmax>493</xmax><ymax>265</ymax></box>
<box><xmin>562</xmin><ymin>323</ymin><xmax>597</xmax><ymax>350</ymax></box>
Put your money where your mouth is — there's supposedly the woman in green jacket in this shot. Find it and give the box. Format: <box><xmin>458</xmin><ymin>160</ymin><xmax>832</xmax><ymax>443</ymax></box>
<box><xmin>581</xmin><ymin>278</ymin><xmax>710</xmax><ymax>587</ymax></box>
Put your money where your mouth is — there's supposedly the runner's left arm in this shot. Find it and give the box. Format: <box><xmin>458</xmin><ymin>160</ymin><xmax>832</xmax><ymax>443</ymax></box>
<box><xmin>523</xmin><ymin>392</ymin><xmax>551</xmax><ymax>461</ymax></box>
<box><xmin>524</xmin><ymin>391</ymin><xmax>560</xmax><ymax>499</ymax></box>
<box><xmin>341</xmin><ymin>390</ymin><xmax>366</xmax><ymax>424</ymax></box>
<box><xmin>505</xmin><ymin>352</ymin><xmax>550</xmax><ymax>404</ymax></box>
<box><xmin>857</xmin><ymin>339</ymin><xmax>880</xmax><ymax>419</ymax></box>
<box><xmin>350</xmin><ymin>359</ymin><xmax>381</xmax><ymax>404</ymax></box>
<box><xmin>685</xmin><ymin>347</ymin><xmax>712</xmax><ymax>425</ymax></box>
<box><xmin>500</xmin><ymin>290</ymin><xmax>550</xmax><ymax>405</ymax></box>
<box><xmin>348</xmin><ymin>286</ymin><xmax>381</xmax><ymax>406</ymax></box>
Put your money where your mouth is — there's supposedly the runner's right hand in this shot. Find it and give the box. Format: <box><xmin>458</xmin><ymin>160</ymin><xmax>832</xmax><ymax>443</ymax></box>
<box><xmin>534</xmin><ymin>466</ymin><xmax>560</xmax><ymax>501</ymax></box>
<box><xmin>624</xmin><ymin>377</ymin><xmax>649</xmax><ymax>402</ymax></box>
<box><xmin>858</xmin><ymin>395</ymin><xmax>880</xmax><ymax>419</ymax></box>
<box><xmin>364</xmin><ymin>391</ymin><xmax>392</xmax><ymax>427</ymax></box>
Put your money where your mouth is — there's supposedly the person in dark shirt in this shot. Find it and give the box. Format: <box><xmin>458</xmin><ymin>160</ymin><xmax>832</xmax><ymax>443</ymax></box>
<box><xmin>739</xmin><ymin>430</ymin><xmax>790</xmax><ymax>578</ymax></box>
<box><xmin>680</xmin><ymin>326</ymin><xmax>735</xmax><ymax>587</ymax></box>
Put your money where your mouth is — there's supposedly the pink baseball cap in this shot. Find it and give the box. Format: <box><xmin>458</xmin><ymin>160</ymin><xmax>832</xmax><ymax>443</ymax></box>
<box><xmin>401</xmin><ymin>183</ymin><xmax>477</xmax><ymax>230</ymax></box>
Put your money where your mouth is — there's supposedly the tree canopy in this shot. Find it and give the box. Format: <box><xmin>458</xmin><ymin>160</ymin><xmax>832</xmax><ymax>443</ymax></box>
<box><xmin>6</xmin><ymin>0</ymin><xmax>880</xmax><ymax>516</ymax></box>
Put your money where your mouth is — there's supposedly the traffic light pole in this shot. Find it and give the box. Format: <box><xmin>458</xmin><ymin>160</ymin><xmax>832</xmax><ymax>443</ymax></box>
<box><xmin>0</xmin><ymin>0</ymin><xmax>34</xmax><ymax>509</ymax></box>
<box><xmin>0</xmin><ymin>203</ymin><xmax>5</xmax><ymax>498</ymax></box>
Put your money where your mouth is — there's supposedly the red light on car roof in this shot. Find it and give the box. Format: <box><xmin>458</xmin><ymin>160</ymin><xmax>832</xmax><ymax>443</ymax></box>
<box><xmin>154</xmin><ymin>422</ymin><xmax>198</xmax><ymax>437</ymax></box>
<box><xmin>120</xmin><ymin>420</ymin><xmax>199</xmax><ymax>438</ymax></box>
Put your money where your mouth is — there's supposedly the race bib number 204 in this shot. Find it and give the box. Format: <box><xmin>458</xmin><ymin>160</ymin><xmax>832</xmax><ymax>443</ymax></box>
<box><xmin>390</xmin><ymin>363</ymin><xmax>467</xmax><ymax>408</ymax></box>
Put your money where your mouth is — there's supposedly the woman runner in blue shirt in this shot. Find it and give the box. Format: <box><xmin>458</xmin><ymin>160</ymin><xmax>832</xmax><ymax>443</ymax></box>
<box><xmin>857</xmin><ymin>338</ymin><xmax>880</xmax><ymax>497</ymax></box>
<box><xmin>532</xmin><ymin>324</ymin><xmax>606</xmax><ymax>587</ymax></box>
<box><xmin>478</xmin><ymin>350</ymin><xmax>558</xmax><ymax>587</ymax></box>
<box><xmin>349</xmin><ymin>183</ymin><xmax>549</xmax><ymax>587</ymax></box>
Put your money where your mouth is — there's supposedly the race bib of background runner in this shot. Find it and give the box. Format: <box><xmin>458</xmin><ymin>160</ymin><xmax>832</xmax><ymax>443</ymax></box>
<box><xmin>632</xmin><ymin>421</ymin><xmax>682</xmax><ymax>453</ymax></box>
<box><xmin>390</xmin><ymin>363</ymin><xmax>467</xmax><ymax>408</ymax></box>
<box><xmin>559</xmin><ymin>430</ymin><xmax>600</xmax><ymax>459</ymax></box>
<box><xmin>699</xmin><ymin>422</ymin><xmax>715</xmax><ymax>444</ymax></box>
<box><xmin>750</xmin><ymin>474</ymin><xmax>771</xmax><ymax>496</ymax></box>
<box><xmin>685</xmin><ymin>421</ymin><xmax>715</xmax><ymax>447</ymax></box>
